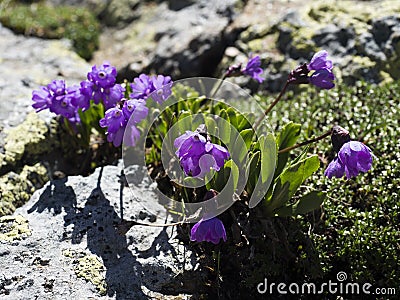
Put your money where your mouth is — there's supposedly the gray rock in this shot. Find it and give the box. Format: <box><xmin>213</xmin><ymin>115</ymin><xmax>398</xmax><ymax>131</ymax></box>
<box><xmin>96</xmin><ymin>0</ymin><xmax>240</xmax><ymax>80</ymax></box>
<box><xmin>0</xmin><ymin>163</ymin><xmax>200</xmax><ymax>299</ymax></box>
<box><xmin>0</xmin><ymin>24</ymin><xmax>89</xmax><ymax>133</ymax></box>
<box><xmin>371</xmin><ymin>15</ymin><xmax>400</xmax><ymax>45</ymax></box>
<box><xmin>312</xmin><ymin>24</ymin><xmax>356</xmax><ymax>56</ymax></box>
<box><xmin>357</xmin><ymin>32</ymin><xmax>386</xmax><ymax>62</ymax></box>
<box><xmin>0</xmin><ymin>24</ymin><xmax>91</xmax><ymax>214</ymax></box>
<box><xmin>99</xmin><ymin>0</ymin><xmax>141</xmax><ymax>27</ymax></box>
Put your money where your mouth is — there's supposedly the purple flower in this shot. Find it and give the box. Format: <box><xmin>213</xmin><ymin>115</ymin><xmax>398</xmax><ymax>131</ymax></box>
<box><xmin>130</xmin><ymin>74</ymin><xmax>173</xmax><ymax>103</ymax></box>
<box><xmin>32</xmin><ymin>86</ymin><xmax>52</xmax><ymax>112</ymax></box>
<box><xmin>99</xmin><ymin>106</ymin><xmax>126</xmax><ymax>133</ymax></box>
<box><xmin>67</xmin><ymin>84</ymin><xmax>91</xmax><ymax>111</ymax></box>
<box><xmin>190</xmin><ymin>217</ymin><xmax>227</xmax><ymax>244</ymax></box>
<box><xmin>102</xmin><ymin>84</ymin><xmax>125</xmax><ymax>110</ymax></box>
<box><xmin>100</xmin><ymin>98</ymin><xmax>147</xmax><ymax>147</ymax></box>
<box><xmin>307</xmin><ymin>50</ymin><xmax>335</xmax><ymax>89</ymax></box>
<box><xmin>308</xmin><ymin>50</ymin><xmax>333</xmax><ymax>71</ymax></box>
<box><xmin>51</xmin><ymin>95</ymin><xmax>78</xmax><ymax>121</ymax></box>
<box><xmin>122</xmin><ymin>99</ymin><xmax>148</xmax><ymax>123</ymax></box>
<box><xmin>47</xmin><ymin>79</ymin><xmax>66</xmax><ymax>97</ymax></box>
<box><xmin>174</xmin><ymin>126</ymin><xmax>230</xmax><ymax>177</ymax></box>
<box><xmin>325</xmin><ymin>141</ymin><xmax>373</xmax><ymax>179</ymax></box>
<box><xmin>91</xmin><ymin>84</ymin><xmax>125</xmax><ymax>108</ymax></box>
<box><xmin>288</xmin><ymin>50</ymin><xmax>335</xmax><ymax>89</ymax></box>
<box><xmin>130</xmin><ymin>74</ymin><xmax>153</xmax><ymax>99</ymax></box>
<box><xmin>87</xmin><ymin>62</ymin><xmax>117</xmax><ymax>89</ymax></box>
<box><xmin>106</xmin><ymin>126</ymin><xmax>125</xmax><ymax>147</ymax></box>
<box><xmin>242</xmin><ymin>55</ymin><xmax>264</xmax><ymax>83</ymax></box>
<box><xmin>309</xmin><ymin>69</ymin><xmax>335</xmax><ymax>89</ymax></box>
<box><xmin>123</xmin><ymin>123</ymin><xmax>141</xmax><ymax>147</ymax></box>
<box><xmin>100</xmin><ymin>106</ymin><xmax>126</xmax><ymax>147</ymax></box>
<box><xmin>150</xmin><ymin>75</ymin><xmax>172</xmax><ymax>104</ymax></box>
<box><xmin>32</xmin><ymin>79</ymin><xmax>81</xmax><ymax>123</ymax></box>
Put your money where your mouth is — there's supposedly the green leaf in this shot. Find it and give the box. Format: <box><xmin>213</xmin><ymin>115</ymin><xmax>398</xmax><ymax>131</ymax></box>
<box><xmin>218</xmin><ymin>116</ymin><xmax>231</xmax><ymax>145</ymax></box>
<box><xmin>274</xmin><ymin>191</ymin><xmax>326</xmax><ymax>217</ymax></box>
<box><xmin>259</xmin><ymin>133</ymin><xmax>277</xmax><ymax>184</ymax></box>
<box><xmin>224</xmin><ymin>159</ymin><xmax>240</xmax><ymax>192</ymax></box>
<box><xmin>245</xmin><ymin>151</ymin><xmax>260</xmax><ymax>195</ymax></box>
<box><xmin>190</xmin><ymin>97</ymin><xmax>205</xmax><ymax>114</ymax></box>
<box><xmin>226</xmin><ymin>107</ymin><xmax>238</xmax><ymax>128</ymax></box>
<box><xmin>177</xmin><ymin>111</ymin><xmax>192</xmax><ymax>132</ymax></box>
<box><xmin>248</xmin><ymin>133</ymin><xmax>277</xmax><ymax>208</ymax></box>
<box><xmin>277</xmin><ymin>122</ymin><xmax>302</xmax><ymax>150</ymax></box>
<box><xmin>265</xmin><ymin>155</ymin><xmax>320</xmax><ymax>214</ymax></box>
<box><xmin>275</xmin><ymin>122</ymin><xmax>302</xmax><ymax>176</ymax></box>
<box><xmin>239</xmin><ymin>129</ymin><xmax>254</xmax><ymax>150</ymax></box>
<box><xmin>236</xmin><ymin>113</ymin><xmax>253</xmax><ymax>132</ymax></box>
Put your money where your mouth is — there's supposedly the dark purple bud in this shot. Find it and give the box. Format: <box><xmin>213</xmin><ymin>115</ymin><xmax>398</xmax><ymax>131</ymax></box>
<box><xmin>287</xmin><ymin>63</ymin><xmax>309</xmax><ymax>85</ymax></box>
<box><xmin>225</xmin><ymin>64</ymin><xmax>242</xmax><ymax>78</ymax></box>
<box><xmin>331</xmin><ymin>125</ymin><xmax>351</xmax><ymax>153</ymax></box>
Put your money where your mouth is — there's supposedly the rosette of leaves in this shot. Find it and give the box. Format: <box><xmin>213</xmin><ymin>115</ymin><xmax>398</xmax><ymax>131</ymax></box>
<box><xmin>147</xmin><ymin>84</ymin><xmax>324</xmax><ymax>217</ymax></box>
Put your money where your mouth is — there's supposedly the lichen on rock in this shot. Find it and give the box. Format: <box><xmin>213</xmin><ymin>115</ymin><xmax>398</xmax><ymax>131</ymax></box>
<box><xmin>0</xmin><ymin>163</ymin><xmax>48</xmax><ymax>216</ymax></box>
<box><xmin>0</xmin><ymin>215</ymin><xmax>31</xmax><ymax>242</ymax></box>
<box><xmin>3</xmin><ymin>112</ymin><xmax>53</xmax><ymax>167</ymax></box>
<box><xmin>62</xmin><ymin>249</ymin><xmax>107</xmax><ymax>296</ymax></box>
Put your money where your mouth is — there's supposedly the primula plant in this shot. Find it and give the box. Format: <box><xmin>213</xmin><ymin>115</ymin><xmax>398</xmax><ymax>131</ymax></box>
<box><xmin>32</xmin><ymin>50</ymin><xmax>374</xmax><ymax>248</ymax></box>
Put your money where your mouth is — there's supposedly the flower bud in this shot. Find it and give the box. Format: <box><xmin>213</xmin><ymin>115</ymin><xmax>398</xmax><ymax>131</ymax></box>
<box><xmin>287</xmin><ymin>63</ymin><xmax>309</xmax><ymax>84</ymax></box>
<box><xmin>331</xmin><ymin>125</ymin><xmax>351</xmax><ymax>153</ymax></box>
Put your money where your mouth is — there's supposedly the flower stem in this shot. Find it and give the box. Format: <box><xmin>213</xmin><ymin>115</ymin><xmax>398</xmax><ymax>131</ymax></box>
<box><xmin>254</xmin><ymin>81</ymin><xmax>289</xmax><ymax>129</ymax></box>
<box><xmin>278</xmin><ymin>129</ymin><xmax>332</xmax><ymax>154</ymax></box>
<box><xmin>210</xmin><ymin>74</ymin><xmax>227</xmax><ymax>100</ymax></box>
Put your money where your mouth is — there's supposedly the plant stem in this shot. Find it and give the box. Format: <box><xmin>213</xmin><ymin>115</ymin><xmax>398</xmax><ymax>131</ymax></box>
<box><xmin>278</xmin><ymin>129</ymin><xmax>332</xmax><ymax>154</ymax></box>
<box><xmin>254</xmin><ymin>81</ymin><xmax>289</xmax><ymax>129</ymax></box>
<box><xmin>210</xmin><ymin>74</ymin><xmax>226</xmax><ymax>100</ymax></box>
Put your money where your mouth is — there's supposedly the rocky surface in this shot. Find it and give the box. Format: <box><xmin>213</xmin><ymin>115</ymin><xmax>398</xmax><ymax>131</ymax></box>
<box><xmin>92</xmin><ymin>0</ymin><xmax>241</xmax><ymax>80</ymax></box>
<box><xmin>0</xmin><ymin>23</ymin><xmax>90</xmax><ymax>215</ymax></box>
<box><xmin>225</xmin><ymin>0</ymin><xmax>400</xmax><ymax>91</ymax></box>
<box><xmin>0</xmin><ymin>163</ymin><xmax>199</xmax><ymax>299</ymax></box>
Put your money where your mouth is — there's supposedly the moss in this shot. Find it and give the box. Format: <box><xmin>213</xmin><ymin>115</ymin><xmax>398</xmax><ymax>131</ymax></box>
<box><xmin>239</xmin><ymin>23</ymin><xmax>271</xmax><ymax>43</ymax></box>
<box><xmin>3</xmin><ymin>112</ymin><xmax>52</xmax><ymax>167</ymax></box>
<box><xmin>0</xmin><ymin>163</ymin><xmax>48</xmax><ymax>216</ymax></box>
<box><xmin>262</xmin><ymin>80</ymin><xmax>400</xmax><ymax>288</ymax></box>
<box><xmin>62</xmin><ymin>249</ymin><xmax>107</xmax><ymax>295</ymax></box>
<box><xmin>0</xmin><ymin>215</ymin><xmax>31</xmax><ymax>242</ymax></box>
<box><xmin>0</xmin><ymin>1</ymin><xmax>100</xmax><ymax>60</ymax></box>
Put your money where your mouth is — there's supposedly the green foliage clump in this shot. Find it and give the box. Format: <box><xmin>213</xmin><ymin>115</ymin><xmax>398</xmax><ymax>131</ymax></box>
<box><xmin>265</xmin><ymin>81</ymin><xmax>400</xmax><ymax>287</ymax></box>
<box><xmin>0</xmin><ymin>1</ymin><xmax>100</xmax><ymax>60</ymax></box>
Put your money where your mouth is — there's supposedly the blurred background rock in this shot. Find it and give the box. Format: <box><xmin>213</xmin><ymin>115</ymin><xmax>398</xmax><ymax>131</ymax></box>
<box><xmin>2</xmin><ymin>0</ymin><xmax>399</xmax><ymax>89</ymax></box>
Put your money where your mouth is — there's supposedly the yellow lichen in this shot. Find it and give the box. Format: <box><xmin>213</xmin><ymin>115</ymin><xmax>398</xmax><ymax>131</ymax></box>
<box><xmin>3</xmin><ymin>112</ymin><xmax>51</xmax><ymax>165</ymax></box>
<box><xmin>0</xmin><ymin>163</ymin><xmax>48</xmax><ymax>216</ymax></box>
<box><xmin>62</xmin><ymin>249</ymin><xmax>107</xmax><ymax>295</ymax></box>
<box><xmin>0</xmin><ymin>215</ymin><xmax>31</xmax><ymax>242</ymax></box>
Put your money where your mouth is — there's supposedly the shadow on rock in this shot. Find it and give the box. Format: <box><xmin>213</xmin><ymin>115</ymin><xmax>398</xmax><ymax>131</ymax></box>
<box><xmin>62</xmin><ymin>167</ymin><xmax>146</xmax><ymax>299</ymax></box>
<box><xmin>28</xmin><ymin>177</ymin><xmax>77</xmax><ymax>216</ymax></box>
<box><xmin>27</xmin><ymin>166</ymin><xmax>204</xmax><ymax>298</ymax></box>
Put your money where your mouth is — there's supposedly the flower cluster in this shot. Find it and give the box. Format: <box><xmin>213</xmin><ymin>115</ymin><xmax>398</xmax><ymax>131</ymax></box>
<box><xmin>85</xmin><ymin>63</ymin><xmax>125</xmax><ymax>110</ymax></box>
<box><xmin>100</xmin><ymin>74</ymin><xmax>173</xmax><ymax>147</ymax></box>
<box><xmin>32</xmin><ymin>79</ymin><xmax>81</xmax><ymax>123</ymax></box>
<box><xmin>32</xmin><ymin>62</ymin><xmax>125</xmax><ymax>123</ymax></box>
<box><xmin>288</xmin><ymin>50</ymin><xmax>335</xmax><ymax>89</ymax></box>
<box><xmin>174</xmin><ymin>125</ymin><xmax>230</xmax><ymax>178</ymax></box>
<box><xmin>130</xmin><ymin>74</ymin><xmax>172</xmax><ymax>104</ymax></box>
<box><xmin>99</xmin><ymin>99</ymin><xmax>148</xmax><ymax>147</ymax></box>
<box><xmin>325</xmin><ymin>126</ymin><xmax>373</xmax><ymax>179</ymax></box>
